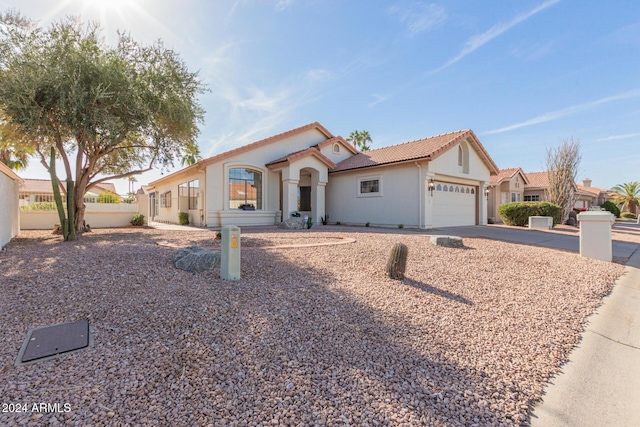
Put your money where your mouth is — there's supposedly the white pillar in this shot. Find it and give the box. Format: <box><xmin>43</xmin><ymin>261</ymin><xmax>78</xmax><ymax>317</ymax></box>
<box><xmin>311</xmin><ymin>175</ymin><xmax>326</xmax><ymax>226</ymax></box>
<box><xmin>577</xmin><ymin>211</ymin><xmax>614</xmax><ymax>262</ymax></box>
<box><xmin>282</xmin><ymin>179</ymin><xmax>299</xmax><ymax>220</ymax></box>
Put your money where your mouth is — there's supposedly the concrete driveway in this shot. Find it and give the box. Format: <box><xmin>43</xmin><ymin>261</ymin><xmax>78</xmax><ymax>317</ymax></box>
<box><xmin>429</xmin><ymin>223</ymin><xmax>639</xmax><ymax>261</ymax></box>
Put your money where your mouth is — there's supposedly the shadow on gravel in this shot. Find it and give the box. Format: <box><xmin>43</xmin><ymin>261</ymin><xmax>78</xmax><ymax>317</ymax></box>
<box><xmin>403</xmin><ymin>279</ymin><xmax>473</xmax><ymax>305</ymax></box>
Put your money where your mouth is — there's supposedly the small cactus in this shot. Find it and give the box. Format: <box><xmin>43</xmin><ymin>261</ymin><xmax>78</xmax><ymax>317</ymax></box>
<box><xmin>385</xmin><ymin>242</ymin><xmax>408</xmax><ymax>280</ymax></box>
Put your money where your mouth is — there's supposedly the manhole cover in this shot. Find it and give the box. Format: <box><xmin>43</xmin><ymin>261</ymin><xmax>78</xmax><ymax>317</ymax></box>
<box><xmin>16</xmin><ymin>319</ymin><xmax>92</xmax><ymax>366</ymax></box>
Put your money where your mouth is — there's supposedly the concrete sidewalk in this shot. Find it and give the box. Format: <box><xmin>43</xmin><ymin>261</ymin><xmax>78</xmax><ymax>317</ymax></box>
<box><xmin>530</xmin><ymin>249</ymin><xmax>640</xmax><ymax>426</ymax></box>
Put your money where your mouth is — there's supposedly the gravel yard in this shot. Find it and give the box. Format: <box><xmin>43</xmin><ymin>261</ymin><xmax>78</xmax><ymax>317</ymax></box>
<box><xmin>0</xmin><ymin>227</ymin><xmax>624</xmax><ymax>426</ymax></box>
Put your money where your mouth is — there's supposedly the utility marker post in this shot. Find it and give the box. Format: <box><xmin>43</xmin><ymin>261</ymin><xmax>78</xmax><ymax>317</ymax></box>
<box><xmin>221</xmin><ymin>225</ymin><xmax>241</xmax><ymax>280</ymax></box>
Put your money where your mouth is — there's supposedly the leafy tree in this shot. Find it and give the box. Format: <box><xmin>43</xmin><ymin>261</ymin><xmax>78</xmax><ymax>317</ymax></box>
<box><xmin>545</xmin><ymin>137</ymin><xmax>581</xmax><ymax>223</ymax></box>
<box><xmin>611</xmin><ymin>181</ymin><xmax>640</xmax><ymax>215</ymax></box>
<box><xmin>181</xmin><ymin>143</ymin><xmax>203</xmax><ymax>166</ymax></box>
<box><xmin>346</xmin><ymin>129</ymin><xmax>373</xmax><ymax>152</ymax></box>
<box><xmin>0</xmin><ymin>11</ymin><xmax>205</xmax><ymax>237</ymax></box>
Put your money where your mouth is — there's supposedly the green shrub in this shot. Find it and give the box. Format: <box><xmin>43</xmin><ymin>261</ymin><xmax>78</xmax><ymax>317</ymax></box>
<box><xmin>20</xmin><ymin>202</ymin><xmax>58</xmax><ymax>211</ymax></box>
<box><xmin>398</xmin><ymin>224</ymin><xmax>404</xmax><ymax>229</ymax></box>
<box><xmin>178</xmin><ymin>212</ymin><xmax>189</xmax><ymax>225</ymax></box>
<box><xmin>97</xmin><ymin>191</ymin><xmax>121</xmax><ymax>204</ymax></box>
<box><xmin>498</xmin><ymin>202</ymin><xmax>562</xmax><ymax>226</ymax></box>
<box><xmin>621</xmin><ymin>212</ymin><xmax>637</xmax><ymax>219</ymax></box>
<box><xmin>365</xmin><ymin>222</ymin><xmax>370</xmax><ymax>227</ymax></box>
<box><xmin>130</xmin><ymin>214</ymin><xmax>145</xmax><ymax>226</ymax></box>
<box><xmin>336</xmin><ymin>221</ymin><xmax>341</xmax><ymax>225</ymax></box>
<box><xmin>600</xmin><ymin>201</ymin><xmax>620</xmax><ymax>218</ymax></box>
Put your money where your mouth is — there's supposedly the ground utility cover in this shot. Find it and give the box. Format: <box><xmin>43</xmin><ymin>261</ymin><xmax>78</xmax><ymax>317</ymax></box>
<box><xmin>16</xmin><ymin>319</ymin><xmax>90</xmax><ymax>365</ymax></box>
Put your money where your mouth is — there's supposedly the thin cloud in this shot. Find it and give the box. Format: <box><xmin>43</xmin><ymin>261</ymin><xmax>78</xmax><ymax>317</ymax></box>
<box><xmin>597</xmin><ymin>132</ymin><xmax>640</xmax><ymax>142</ymax></box>
<box><xmin>433</xmin><ymin>0</ymin><xmax>560</xmax><ymax>73</ymax></box>
<box><xmin>275</xmin><ymin>0</ymin><xmax>294</xmax><ymax>12</ymax></box>
<box><xmin>368</xmin><ymin>94</ymin><xmax>389</xmax><ymax>109</ymax></box>
<box><xmin>485</xmin><ymin>89</ymin><xmax>640</xmax><ymax>134</ymax></box>
<box><xmin>389</xmin><ymin>2</ymin><xmax>447</xmax><ymax>37</ymax></box>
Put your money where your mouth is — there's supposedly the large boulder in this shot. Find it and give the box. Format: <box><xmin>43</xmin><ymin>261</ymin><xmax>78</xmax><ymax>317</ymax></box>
<box><xmin>172</xmin><ymin>246</ymin><xmax>221</xmax><ymax>273</ymax></box>
<box><xmin>280</xmin><ymin>218</ymin><xmax>305</xmax><ymax>230</ymax></box>
<box><xmin>429</xmin><ymin>236</ymin><xmax>464</xmax><ymax>248</ymax></box>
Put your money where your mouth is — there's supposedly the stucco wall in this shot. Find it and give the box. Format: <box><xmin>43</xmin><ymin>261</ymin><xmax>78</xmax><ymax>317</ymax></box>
<box><xmin>204</xmin><ymin>128</ymin><xmax>330</xmax><ymax>227</ymax></box>
<box><xmin>0</xmin><ymin>166</ymin><xmax>21</xmax><ymax>248</ymax></box>
<box><xmin>327</xmin><ymin>163</ymin><xmax>421</xmax><ymax>227</ymax></box>
<box><xmin>21</xmin><ymin>210</ymin><xmax>139</xmax><ymax>230</ymax></box>
<box><xmin>149</xmin><ymin>170</ymin><xmax>204</xmax><ymax>225</ymax></box>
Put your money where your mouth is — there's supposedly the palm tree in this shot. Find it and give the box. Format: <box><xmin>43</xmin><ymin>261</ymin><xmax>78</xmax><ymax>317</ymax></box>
<box><xmin>359</xmin><ymin>130</ymin><xmax>372</xmax><ymax>152</ymax></box>
<box><xmin>0</xmin><ymin>112</ymin><xmax>33</xmax><ymax>170</ymax></box>
<box><xmin>611</xmin><ymin>181</ymin><xmax>640</xmax><ymax>214</ymax></box>
<box><xmin>346</xmin><ymin>130</ymin><xmax>361</xmax><ymax>150</ymax></box>
<box><xmin>346</xmin><ymin>129</ymin><xmax>373</xmax><ymax>152</ymax></box>
<box><xmin>181</xmin><ymin>143</ymin><xmax>203</xmax><ymax>166</ymax></box>
<box><xmin>128</xmin><ymin>176</ymin><xmax>138</xmax><ymax>195</ymax></box>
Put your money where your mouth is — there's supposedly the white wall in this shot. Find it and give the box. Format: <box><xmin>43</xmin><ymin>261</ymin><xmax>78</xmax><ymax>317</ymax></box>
<box><xmin>327</xmin><ymin>163</ymin><xmax>422</xmax><ymax>227</ymax></box>
<box><xmin>204</xmin><ymin>128</ymin><xmax>330</xmax><ymax>227</ymax></box>
<box><xmin>20</xmin><ymin>209</ymin><xmax>139</xmax><ymax>229</ymax></box>
<box><xmin>0</xmin><ymin>164</ymin><xmax>21</xmax><ymax>248</ymax></box>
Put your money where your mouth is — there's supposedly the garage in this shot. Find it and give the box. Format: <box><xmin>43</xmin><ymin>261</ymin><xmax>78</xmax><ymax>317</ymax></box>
<box><xmin>432</xmin><ymin>182</ymin><xmax>477</xmax><ymax>227</ymax></box>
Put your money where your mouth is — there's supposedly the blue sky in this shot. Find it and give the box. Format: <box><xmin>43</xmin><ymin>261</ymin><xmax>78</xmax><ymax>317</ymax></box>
<box><xmin>4</xmin><ymin>0</ymin><xmax>640</xmax><ymax>194</ymax></box>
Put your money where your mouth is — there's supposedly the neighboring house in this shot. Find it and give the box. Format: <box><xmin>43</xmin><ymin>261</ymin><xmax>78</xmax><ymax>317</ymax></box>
<box><xmin>487</xmin><ymin>167</ymin><xmax>529</xmax><ymax>222</ymax></box>
<box><xmin>18</xmin><ymin>179</ymin><xmax>118</xmax><ymax>206</ymax></box>
<box><xmin>576</xmin><ymin>178</ymin><xmax>614</xmax><ymax>208</ymax></box>
<box><xmin>523</xmin><ymin>171</ymin><xmax>592</xmax><ymax>208</ymax></box>
<box><xmin>148</xmin><ymin>123</ymin><xmax>499</xmax><ymax>228</ymax></box>
<box><xmin>0</xmin><ymin>162</ymin><xmax>23</xmax><ymax>248</ymax></box>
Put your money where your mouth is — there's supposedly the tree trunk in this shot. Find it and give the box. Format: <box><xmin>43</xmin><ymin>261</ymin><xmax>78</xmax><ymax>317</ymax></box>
<box><xmin>66</xmin><ymin>180</ymin><xmax>76</xmax><ymax>240</ymax></box>
<box><xmin>74</xmin><ymin>184</ymin><xmax>86</xmax><ymax>233</ymax></box>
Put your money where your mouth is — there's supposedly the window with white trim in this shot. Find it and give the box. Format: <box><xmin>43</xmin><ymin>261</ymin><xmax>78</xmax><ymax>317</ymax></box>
<box><xmin>229</xmin><ymin>168</ymin><xmax>262</xmax><ymax>210</ymax></box>
<box><xmin>357</xmin><ymin>176</ymin><xmax>382</xmax><ymax>197</ymax></box>
<box><xmin>524</xmin><ymin>195</ymin><xmax>540</xmax><ymax>202</ymax></box>
<box><xmin>511</xmin><ymin>192</ymin><xmax>521</xmax><ymax>202</ymax></box>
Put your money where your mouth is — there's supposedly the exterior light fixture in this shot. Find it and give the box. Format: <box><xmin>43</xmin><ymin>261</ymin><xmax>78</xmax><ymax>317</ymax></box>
<box><xmin>484</xmin><ymin>188</ymin><xmax>490</xmax><ymax>197</ymax></box>
<box><xmin>428</xmin><ymin>178</ymin><xmax>435</xmax><ymax>196</ymax></box>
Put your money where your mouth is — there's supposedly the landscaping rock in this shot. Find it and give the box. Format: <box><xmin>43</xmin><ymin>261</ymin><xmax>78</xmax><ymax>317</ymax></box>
<box><xmin>172</xmin><ymin>245</ymin><xmax>220</xmax><ymax>273</ymax></box>
<box><xmin>429</xmin><ymin>235</ymin><xmax>464</xmax><ymax>248</ymax></box>
<box><xmin>280</xmin><ymin>218</ymin><xmax>305</xmax><ymax>230</ymax></box>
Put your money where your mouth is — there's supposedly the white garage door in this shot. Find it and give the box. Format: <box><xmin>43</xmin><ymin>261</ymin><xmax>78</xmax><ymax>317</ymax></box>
<box><xmin>432</xmin><ymin>183</ymin><xmax>477</xmax><ymax>227</ymax></box>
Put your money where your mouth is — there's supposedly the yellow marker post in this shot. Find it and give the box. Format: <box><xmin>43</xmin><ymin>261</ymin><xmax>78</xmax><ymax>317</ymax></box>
<box><xmin>221</xmin><ymin>225</ymin><xmax>241</xmax><ymax>280</ymax></box>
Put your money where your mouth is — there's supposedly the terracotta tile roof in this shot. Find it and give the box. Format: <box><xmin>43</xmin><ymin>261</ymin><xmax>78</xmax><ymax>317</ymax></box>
<box><xmin>19</xmin><ymin>178</ymin><xmax>118</xmax><ymax>194</ymax></box>
<box><xmin>576</xmin><ymin>184</ymin><xmax>609</xmax><ymax>196</ymax></box>
<box><xmin>523</xmin><ymin>171</ymin><xmax>550</xmax><ymax>189</ymax></box>
<box><xmin>149</xmin><ymin>122</ymin><xmax>334</xmax><ymax>186</ymax></box>
<box><xmin>19</xmin><ymin>179</ymin><xmax>63</xmax><ymax>193</ymax></box>
<box><xmin>266</xmin><ymin>147</ymin><xmax>336</xmax><ymax>169</ymax></box>
<box><xmin>332</xmin><ymin>129</ymin><xmax>499</xmax><ymax>174</ymax></box>
<box><xmin>489</xmin><ymin>167</ymin><xmax>529</xmax><ymax>185</ymax></box>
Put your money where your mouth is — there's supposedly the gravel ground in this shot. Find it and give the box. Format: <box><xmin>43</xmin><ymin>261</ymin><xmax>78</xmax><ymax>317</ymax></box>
<box><xmin>0</xmin><ymin>227</ymin><xmax>624</xmax><ymax>426</ymax></box>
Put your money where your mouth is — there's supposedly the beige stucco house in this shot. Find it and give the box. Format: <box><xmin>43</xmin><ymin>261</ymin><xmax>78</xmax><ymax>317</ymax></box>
<box><xmin>18</xmin><ymin>179</ymin><xmax>119</xmax><ymax>206</ymax></box>
<box><xmin>487</xmin><ymin>167</ymin><xmax>529</xmax><ymax>222</ymax></box>
<box><xmin>0</xmin><ymin>162</ymin><xmax>23</xmax><ymax>248</ymax></box>
<box><xmin>148</xmin><ymin>123</ymin><xmax>499</xmax><ymax>229</ymax></box>
<box><xmin>489</xmin><ymin>170</ymin><xmax>613</xmax><ymax>222</ymax></box>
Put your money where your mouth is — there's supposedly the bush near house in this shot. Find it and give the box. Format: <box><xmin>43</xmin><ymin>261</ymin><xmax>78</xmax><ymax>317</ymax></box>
<box><xmin>178</xmin><ymin>212</ymin><xmax>189</xmax><ymax>225</ymax></box>
<box><xmin>600</xmin><ymin>201</ymin><xmax>620</xmax><ymax>218</ymax></box>
<box><xmin>97</xmin><ymin>191</ymin><xmax>121</xmax><ymax>204</ymax></box>
<box><xmin>498</xmin><ymin>202</ymin><xmax>562</xmax><ymax>226</ymax></box>
<box><xmin>621</xmin><ymin>212</ymin><xmax>637</xmax><ymax>220</ymax></box>
<box><xmin>130</xmin><ymin>214</ymin><xmax>145</xmax><ymax>226</ymax></box>
<box><xmin>20</xmin><ymin>202</ymin><xmax>58</xmax><ymax>211</ymax></box>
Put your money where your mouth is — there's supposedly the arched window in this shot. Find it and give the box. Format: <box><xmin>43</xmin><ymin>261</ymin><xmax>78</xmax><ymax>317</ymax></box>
<box><xmin>229</xmin><ymin>168</ymin><xmax>262</xmax><ymax>210</ymax></box>
<box><xmin>449</xmin><ymin>185</ymin><xmax>454</xmax><ymax>192</ymax></box>
<box><xmin>333</xmin><ymin>143</ymin><xmax>340</xmax><ymax>153</ymax></box>
<box><xmin>443</xmin><ymin>185</ymin><xmax>449</xmax><ymax>192</ymax></box>
<box><xmin>436</xmin><ymin>184</ymin><xmax>442</xmax><ymax>191</ymax></box>
<box><xmin>455</xmin><ymin>186</ymin><xmax>460</xmax><ymax>193</ymax></box>
<box><xmin>466</xmin><ymin>188</ymin><xmax>470</xmax><ymax>194</ymax></box>
<box><xmin>458</xmin><ymin>146</ymin><xmax>463</xmax><ymax>166</ymax></box>
<box><xmin>458</xmin><ymin>140</ymin><xmax>470</xmax><ymax>174</ymax></box>
<box><xmin>470</xmin><ymin>188</ymin><xmax>475</xmax><ymax>194</ymax></box>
